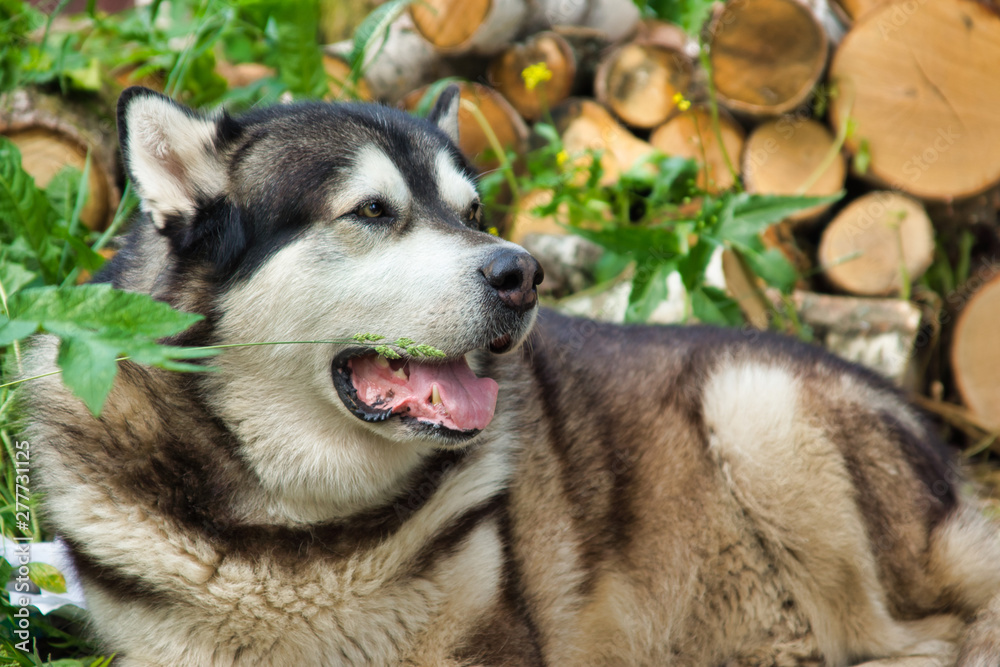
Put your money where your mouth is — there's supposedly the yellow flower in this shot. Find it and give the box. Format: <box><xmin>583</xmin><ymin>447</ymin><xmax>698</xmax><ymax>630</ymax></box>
<box><xmin>556</xmin><ymin>150</ymin><xmax>569</xmax><ymax>167</ymax></box>
<box><xmin>487</xmin><ymin>226</ymin><xmax>500</xmax><ymax>237</ymax></box>
<box><xmin>521</xmin><ymin>62</ymin><xmax>553</xmax><ymax>91</ymax></box>
<box><xmin>672</xmin><ymin>92</ymin><xmax>691</xmax><ymax>111</ymax></box>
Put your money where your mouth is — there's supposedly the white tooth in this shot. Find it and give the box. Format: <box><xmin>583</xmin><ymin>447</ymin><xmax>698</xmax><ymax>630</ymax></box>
<box><xmin>431</xmin><ymin>384</ymin><xmax>441</xmax><ymax>405</ymax></box>
<box><xmin>375</xmin><ymin>355</ymin><xmax>389</xmax><ymax>369</ymax></box>
<box><xmin>394</xmin><ymin>366</ymin><xmax>407</xmax><ymax>379</ymax></box>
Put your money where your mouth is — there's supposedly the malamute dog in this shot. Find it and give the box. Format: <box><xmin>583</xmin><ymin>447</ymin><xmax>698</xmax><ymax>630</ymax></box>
<box><xmin>22</xmin><ymin>86</ymin><xmax>1000</xmax><ymax>666</ymax></box>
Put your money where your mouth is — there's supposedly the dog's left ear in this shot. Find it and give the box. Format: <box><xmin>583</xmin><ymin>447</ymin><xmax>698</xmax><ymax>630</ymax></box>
<box><xmin>427</xmin><ymin>84</ymin><xmax>460</xmax><ymax>144</ymax></box>
<box><xmin>117</xmin><ymin>87</ymin><xmax>238</xmax><ymax>231</ymax></box>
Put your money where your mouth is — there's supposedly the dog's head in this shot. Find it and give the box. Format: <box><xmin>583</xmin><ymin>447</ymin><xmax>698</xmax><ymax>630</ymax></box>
<box><xmin>117</xmin><ymin>87</ymin><xmax>541</xmax><ymax>519</ymax></box>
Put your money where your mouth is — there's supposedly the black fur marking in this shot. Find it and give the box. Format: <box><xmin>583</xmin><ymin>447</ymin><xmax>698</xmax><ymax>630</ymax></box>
<box><xmin>878</xmin><ymin>410</ymin><xmax>957</xmax><ymax>527</ymax></box>
<box><xmin>61</xmin><ymin>535</ymin><xmax>172</xmax><ymax>606</ymax></box>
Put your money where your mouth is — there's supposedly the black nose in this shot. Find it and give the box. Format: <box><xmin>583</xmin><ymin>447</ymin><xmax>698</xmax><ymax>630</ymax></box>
<box><xmin>480</xmin><ymin>248</ymin><xmax>544</xmax><ymax>314</ymax></box>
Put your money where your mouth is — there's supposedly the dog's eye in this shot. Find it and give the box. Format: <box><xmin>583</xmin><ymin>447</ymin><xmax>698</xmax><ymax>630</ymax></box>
<box><xmin>358</xmin><ymin>201</ymin><xmax>385</xmax><ymax>218</ymax></box>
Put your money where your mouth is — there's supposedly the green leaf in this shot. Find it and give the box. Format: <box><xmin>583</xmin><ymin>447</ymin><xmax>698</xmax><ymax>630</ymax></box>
<box><xmin>691</xmin><ymin>286</ymin><xmax>742</xmax><ymax>326</ymax></box>
<box><xmin>349</xmin><ymin>0</ymin><xmax>415</xmax><ymax>78</ymax></box>
<box><xmin>27</xmin><ymin>561</ymin><xmax>67</xmax><ymax>594</ymax></box>
<box><xmin>9</xmin><ymin>284</ymin><xmax>203</xmax><ymax>339</ymax></box>
<box><xmin>568</xmin><ymin>224</ymin><xmax>685</xmax><ymax>262</ymax></box>
<box><xmin>740</xmin><ymin>246</ymin><xmax>798</xmax><ymax>292</ymax></box>
<box><xmin>716</xmin><ymin>192</ymin><xmax>842</xmax><ymax>248</ymax></box>
<box><xmin>57</xmin><ymin>335</ymin><xmax>120</xmax><ymax>415</ymax></box>
<box><xmin>6</xmin><ymin>285</ymin><xmax>212</xmax><ymax>414</ymax></box>
<box><xmin>0</xmin><ymin>315</ymin><xmax>38</xmax><ymax>345</ymax></box>
<box><xmin>0</xmin><ymin>260</ymin><xmax>37</xmax><ymax>298</ymax></box>
<box><xmin>0</xmin><ymin>136</ymin><xmax>62</xmax><ymax>282</ymax></box>
<box><xmin>626</xmin><ymin>261</ymin><xmax>675</xmax><ymax>323</ymax></box>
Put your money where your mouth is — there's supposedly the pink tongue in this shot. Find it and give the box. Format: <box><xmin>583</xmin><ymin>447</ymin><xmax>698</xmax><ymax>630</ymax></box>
<box><xmin>349</xmin><ymin>356</ymin><xmax>499</xmax><ymax>431</ymax></box>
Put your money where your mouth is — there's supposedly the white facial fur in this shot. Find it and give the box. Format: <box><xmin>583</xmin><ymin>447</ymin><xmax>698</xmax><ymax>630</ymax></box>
<box><xmin>434</xmin><ymin>150</ymin><xmax>478</xmax><ymax>212</ymax></box>
<box><xmin>203</xmin><ymin>144</ymin><xmax>533</xmax><ymax>524</ymax></box>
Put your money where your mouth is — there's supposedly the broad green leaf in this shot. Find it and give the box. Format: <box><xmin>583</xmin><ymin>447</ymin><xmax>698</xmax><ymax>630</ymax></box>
<box><xmin>568</xmin><ymin>224</ymin><xmax>685</xmax><ymax>262</ymax></box>
<box><xmin>626</xmin><ymin>261</ymin><xmax>675</xmax><ymax>323</ymax></box>
<box><xmin>0</xmin><ymin>260</ymin><xmax>37</xmax><ymax>297</ymax></box>
<box><xmin>57</xmin><ymin>335</ymin><xmax>120</xmax><ymax>415</ymax></box>
<box><xmin>349</xmin><ymin>0</ymin><xmax>415</xmax><ymax>77</ymax></box>
<box><xmin>740</xmin><ymin>246</ymin><xmax>798</xmax><ymax>292</ymax></box>
<box><xmin>691</xmin><ymin>286</ymin><xmax>742</xmax><ymax>326</ymax></box>
<box><xmin>0</xmin><ymin>136</ymin><xmax>62</xmax><ymax>282</ymax></box>
<box><xmin>27</xmin><ymin>561</ymin><xmax>67</xmax><ymax>594</ymax></box>
<box><xmin>9</xmin><ymin>284</ymin><xmax>203</xmax><ymax>339</ymax></box>
<box><xmin>716</xmin><ymin>192</ymin><xmax>842</xmax><ymax>248</ymax></box>
<box><xmin>0</xmin><ymin>316</ymin><xmax>38</xmax><ymax>346</ymax></box>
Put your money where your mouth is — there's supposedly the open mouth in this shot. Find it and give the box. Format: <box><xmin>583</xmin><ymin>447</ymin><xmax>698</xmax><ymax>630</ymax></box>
<box><xmin>332</xmin><ymin>346</ymin><xmax>502</xmax><ymax>440</ymax></box>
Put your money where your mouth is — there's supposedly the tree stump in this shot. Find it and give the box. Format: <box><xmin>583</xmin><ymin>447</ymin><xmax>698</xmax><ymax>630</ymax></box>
<box><xmin>742</xmin><ymin>117</ymin><xmax>845</xmax><ymax>221</ymax></box>
<box><xmin>487</xmin><ymin>31</ymin><xmax>576</xmax><ymax>121</ymax></box>
<box><xmin>549</xmin><ymin>98</ymin><xmax>655</xmax><ymax>185</ymax></box>
<box><xmin>951</xmin><ymin>269</ymin><xmax>1000</xmax><ymax>429</ymax></box>
<box><xmin>594</xmin><ymin>42</ymin><xmax>693</xmax><ymax>129</ymax></box>
<box><xmin>1</xmin><ymin>89</ymin><xmax>120</xmax><ymax>231</ymax></box>
<box><xmin>650</xmin><ymin>106</ymin><xmax>744</xmax><ymax>193</ymax></box>
<box><xmin>818</xmin><ymin>191</ymin><xmax>934</xmax><ymax>297</ymax></box>
<box><xmin>707</xmin><ymin>0</ymin><xmax>828</xmax><ymax>118</ymax></box>
<box><xmin>829</xmin><ymin>0</ymin><xmax>1000</xmax><ymax>201</ymax></box>
<box><xmin>410</xmin><ymin>0</ymin><xmax>526</xmax><ymax>55</ymax></box>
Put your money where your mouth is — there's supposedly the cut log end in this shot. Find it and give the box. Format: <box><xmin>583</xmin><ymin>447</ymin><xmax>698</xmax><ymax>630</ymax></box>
<box><xmin>742</xmin><ymin>117</ymin><xmax>846</xmax><ymax>222</ymax></box>
<box><xmin>595</xmin><ymin>43</ymin><xmax>692</xmax><ymax>129</ymax></box>
<box><xmin>487</xmin><ymin>31</ymin><xmax>576</xmax><ymax>121</ymax></box>
<box><xmin>550</xmin><ymin>98</ymin><xmax>655</xmax><ymax>186</ymax></box>
<box><xmin>830</xmin><ymin>0</ymin><xmax>1000</xmax><ymax>200</ymax></box>
<box><xmin>650</xmin><ymin>106</ymin><xmax>744</xmax><ymax>193</ymax></box>
<box><xmin>818</xmin><ymin>191</ymin><xmax>934</xmax><ymax>297</ymax></box>
<box><xmin>708</xmin><ymin>0</ymin><xmax>828</xmax><ymax>117</ymax></box>
<box><xmin>951</xmin><ymin>270</ymin><xmax>1000</xmax><ymax>429</ymax></box>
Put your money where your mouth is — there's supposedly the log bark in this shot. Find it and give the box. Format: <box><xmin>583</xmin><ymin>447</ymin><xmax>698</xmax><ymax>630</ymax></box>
<box><xmin>707</xmin><ymin>0</ymin><xmax>828</xmax><ymax>118</ymax></box>
<box><xmin>410</xmin><ymin>0</ymin><xmax>527</xmax><ymax>55</ymax></box>
<box><xmin>487</xmin><ymin>31</ymin><xmax>576</xmax><ymax>121</ymax></box>
<box><xmin>403</xmin><ymin>82</ymin><xmax>528</xmax><ymax>172</ymax></box>
<box><xmin>829</xmin><ymin>0</ymin><xmax>1000</xmax><ymax>201</ymax></box>
<box><xmin>523</xmin><ymin>0</ymin><xmax>589</xmax><ymax>33</ymax></box>
<box><xmin>650</xmin><ymin>106</ymin><xmax>744</xmax><ymax>193</ymax></box>
<box><xmin>325</xmin><ymin>14</ymin><xmax>440</xmax><ymax>103</ymax></box>
<box><xmin>742</xmin><ymin>117</ymin><xmax>845</xmax><ymax>222</ymax></box>
<box><xmin>580</xmin><ymin>0</ymin><xmax>641</xmax><ymax>42</ymax></box>
<box><xmin>0</xmin><ymin>88</ymin><xmax>120</xmax><ymax>231</ymax></box>
<box><xmin>818</xmin><ymin>191</ymin><xmax>934</xmax><ymax>297</ymax></box>
<box><xmin>594</xmin><ymin>41</ymin><xmax>693</xmax><ymax>129</ymax></box>
<box><xmin>549</xmin><ymin>98</ymin><xmax>655</xmax><ymax>185</ymax></box>
<box><xmin>951</xmin><ymin>269</ymin><xmax>1000</xmax><ymax>429</ymax></box>
<box><xmin>789</xmin><ymin>290</ymin><xmax>924</xmax><ymax>387</ymax></box>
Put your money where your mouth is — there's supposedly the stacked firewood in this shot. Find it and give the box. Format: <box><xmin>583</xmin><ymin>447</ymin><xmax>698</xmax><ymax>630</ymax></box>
<box><xmin>332</xmin><ymin>0</ymin><xmax>1000</xmax><ymax>427</ymax></box>
<box><xmin>3</xmin><ymin>0</ymin><xmax>999</xmax><ymax>429</ymax></box>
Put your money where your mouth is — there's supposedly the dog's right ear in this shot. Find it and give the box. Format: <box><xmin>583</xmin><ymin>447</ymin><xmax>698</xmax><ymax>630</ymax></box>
<box><xmin>118</xmin><ymin>87</ymin><xmax>238</xmax><ymax>232</ymax></box>
<box><xmin>426</xmin><ymin>84</ymin><xmax>460</xmax><ymax>144</ymax></box>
